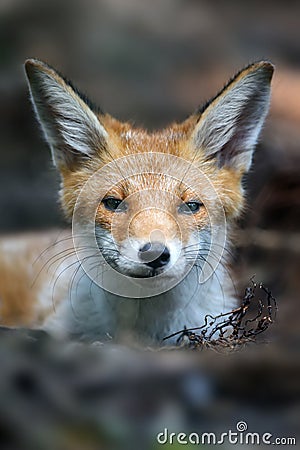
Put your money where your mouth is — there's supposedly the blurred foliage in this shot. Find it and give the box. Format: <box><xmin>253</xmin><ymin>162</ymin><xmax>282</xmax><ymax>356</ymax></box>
<box><xmin>0</xmin><ymin>325</ymin><xmax>299</xmax><ymax>450</ymax></box>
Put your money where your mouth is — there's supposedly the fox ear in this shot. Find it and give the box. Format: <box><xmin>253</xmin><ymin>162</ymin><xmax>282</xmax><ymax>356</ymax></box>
<box><xmin>192</xmin><ymin>62</ymin><xmax>274</xmax><ymax>171</ymax></box>
<box><xmin>25</xmin><ymin>59</ymin><xmax>108</xmax><ymax>170</ymax></box>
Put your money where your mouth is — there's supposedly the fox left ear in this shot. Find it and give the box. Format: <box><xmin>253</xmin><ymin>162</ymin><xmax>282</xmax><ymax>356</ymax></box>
<box><xmin>192</xmin><ymin>62</ymin><xmax>274</xmax><ymax>171</ymax></box>
<box><xmin>25</xmin><ymin>59</ymin><xmax>108</xmax><ymax>171</ymax></box>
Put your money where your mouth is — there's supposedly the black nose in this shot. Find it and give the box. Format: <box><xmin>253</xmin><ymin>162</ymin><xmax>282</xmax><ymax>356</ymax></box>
<box><xmin>138</xmin><ymin>242</ymin><xmax>170</xmax><ymax>269</ymax></box>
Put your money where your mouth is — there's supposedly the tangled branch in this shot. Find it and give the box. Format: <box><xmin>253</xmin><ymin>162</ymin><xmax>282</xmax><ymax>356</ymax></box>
<box><xmin>163</xmin><ymin>278</ymin><xmax>277</xmax><ymax>351</ymax></box>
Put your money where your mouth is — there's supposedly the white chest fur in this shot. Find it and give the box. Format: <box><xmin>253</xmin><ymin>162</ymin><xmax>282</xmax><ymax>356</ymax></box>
<box><xmin>44</xmin><ymin>263</ymin><xmax>237</xmax><ymax>345</ymax></box>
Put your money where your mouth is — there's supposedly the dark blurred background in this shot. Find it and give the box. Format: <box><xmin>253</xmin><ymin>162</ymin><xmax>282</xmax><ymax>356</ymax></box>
<box><xmin>0</xmin><ymin>1</ymin><xmax>299</xmax><ymax>448</ymax></box>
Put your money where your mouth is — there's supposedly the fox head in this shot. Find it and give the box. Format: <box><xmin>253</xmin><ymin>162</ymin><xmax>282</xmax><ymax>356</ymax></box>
<box><xmin>25</xmin><ymin>59</ymin><xmax>273</xmax><ymax>288</ymax></box>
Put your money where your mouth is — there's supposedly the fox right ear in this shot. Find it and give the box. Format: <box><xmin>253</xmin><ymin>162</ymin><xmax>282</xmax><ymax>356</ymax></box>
<box><xmin>25</xmin><ymin>59</ymin><xmax>108</xmax><ymax>170</ymax></box>
<box><xmin>191</xmin><ymin>61</ymin><xmax>274</xmax><ymax>172</ymax></box>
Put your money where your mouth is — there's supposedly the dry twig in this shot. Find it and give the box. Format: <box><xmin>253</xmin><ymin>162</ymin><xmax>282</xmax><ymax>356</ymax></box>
<box><xmin>163</xmin><ymin>278</ymin><xmax>277</xmax><ymax>351</ymax></box>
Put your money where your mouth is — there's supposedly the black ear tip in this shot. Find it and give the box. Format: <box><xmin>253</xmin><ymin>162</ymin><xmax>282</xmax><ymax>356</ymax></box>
<box><xmin>24</xmin><ymin>58</ymin><xmax>51</xmax><ymax>79</ymax></box>
<box><xmin>25</xmin><ymin>58</ymin><xmax>47</xmax><ymax>66</ymax></box>
<box><xmin>253</xmin><ymin>61</ymin><xmax>274</xmax><ymax>81</ymax></box>
<box><xmin>261</xmin><ymin>61</ymin><xmax>274</xmax><ymax>73</ymax></box>
<box><xmin>24</xmin><ymin>59</ymin><xmax>41</xmax><ymax>79</ymax></box>
<box><xmin>25</xmin><ymin>58</ymin><xmax>36</xmax><ymax>65</ymax></box>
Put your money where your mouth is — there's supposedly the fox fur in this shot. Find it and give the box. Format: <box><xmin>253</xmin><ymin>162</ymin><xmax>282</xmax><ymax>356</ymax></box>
<box><xmin>0</xmin><ymin>60</ymin><xmax>273</xmax><ymax>345</ymax></box>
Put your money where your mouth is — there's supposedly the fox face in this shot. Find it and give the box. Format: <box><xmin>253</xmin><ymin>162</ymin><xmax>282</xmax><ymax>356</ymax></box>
<box><xmin>92</xmin><ymin>159</ymin><xmax>208</xmax><ymax>281</ymax></box>
<box><xmin>25</xmin><ymin>60</ymin><xmax>273</xmax><ymax>297</ymax></box>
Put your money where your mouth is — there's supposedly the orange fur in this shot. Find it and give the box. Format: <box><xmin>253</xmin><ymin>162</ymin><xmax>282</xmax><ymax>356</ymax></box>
<box><xmin>0</xmin><ymin>231</ymin><xmax>71</xmax><ymax>326</ymax></box>
<box><xmin>0</xmin><ymin>60</ymin><xmax>272</xmax><ymax>341</ymax></box>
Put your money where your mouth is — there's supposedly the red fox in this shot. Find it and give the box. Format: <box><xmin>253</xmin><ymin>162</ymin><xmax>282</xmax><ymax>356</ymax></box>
<box><xmin>0</xmin><ymin>60</ymin><xmax>273</xmax><ymax>345</ymax></box>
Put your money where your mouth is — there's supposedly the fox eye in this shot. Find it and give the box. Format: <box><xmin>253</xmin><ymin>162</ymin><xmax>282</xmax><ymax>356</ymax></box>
<box><xmin>102</xmin><ymin>197</ymin><xmax>127</xmax><ymax>212</ymax></box>
<box><xmin>178</xmin><ymin>201</ymin><xmax>203</xmax><ymax>214</ymax></box>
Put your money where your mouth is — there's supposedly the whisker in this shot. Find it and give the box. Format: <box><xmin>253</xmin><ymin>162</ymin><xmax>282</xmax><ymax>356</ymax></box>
<box><xmin>32</xmin><ymin>232</ymin><xmax>91</xmax><ymax>265</ymax></box>
<box><xmin>31</xmin><ymin>248</ymin><xmax>75</xmax><ymax>288</ymax></box>
<box><xmin>31</xmin><ymin>245</ymin><xmax>99</xmax><ymax>288</ymax></box>
<box><xmin>50</xmin><ymin>253</ymin><xmax>100</xmax><ymax>311</ymax></box>
<box><xmin>87</xmin><ymin>263</ymin><xmax>111</xmax><ymax>305</ymax></box>
<box><xmin>183</xmin><ymin>242</ymin><xmax>235</xmax><ymax>260</ymax></box>
<box><xmin>193</xmin><ymin>256</ymin><xmax>226</xmax><ymax>304</ymax></box>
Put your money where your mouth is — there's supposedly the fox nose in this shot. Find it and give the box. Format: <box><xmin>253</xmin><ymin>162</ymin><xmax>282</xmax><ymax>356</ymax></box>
<box><xmin>138</xmin><ymin>242</ymin><xmax>170</xmax><ymax>269</ymax></box>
